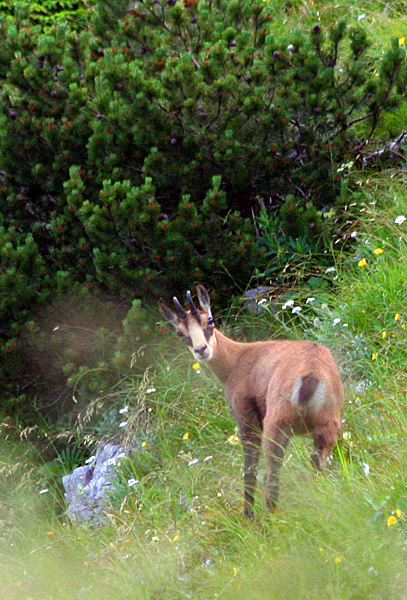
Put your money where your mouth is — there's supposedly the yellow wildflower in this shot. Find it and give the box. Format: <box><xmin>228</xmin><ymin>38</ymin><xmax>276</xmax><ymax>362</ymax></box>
<box><xmin>334</xmin><ymin>556</ymin><xmax>342</xmax><ymax>563</ymax></box>
<box><xmin>399</xmin><ymin>37</ymin><xmax>405</xmax><ymax>46</ymax></box>
<box><xmin>173</xmin><ymin>534</ymin><xmax>180</xmax><ymax>542</ymax></box>
<box><xmin>45</xmin><ymin>531</ymin><xmax>54</xmax><ymax>535</ymax></box>
<box><xmin>233</xmin><ymin>567</ymin><xmax>239</xmax><ymax>575</ymax></box>
<box><xmin>227</xmin><ymin>433</ymin><xmax>240</xmax><ymax>445</ymax></box>
<box><xmin>387</xmin><ymin>515</ymin><xmax>397</xmax><ymax>526</ymax></box>
<box><xmin>182</xmin><ymin>432</ymin><xmax>189</xmax><ymax>440</ymax></box>
<box><xmin>142</xmin><ymin>441</ymin><xmax>147</xmax><ymax>447</ymax></box>
<box><xmin>371</xmin><ymin>353</ymin><xmax>377</xmax><ymax>360</ymax></box>
<box><xmin>373</xmin><ymin>248</ymin><xmax>384</xmax><ymax>255</ymax></box>
<box><xmin>358</xmin><ymin>258</ymin><xmax>367</xmax><ymax>267</ymax></box>
<box><xmin>381</xmin><ymin>331</ymin><xmax>387</xmax><ymax>339</ymax></box>
<box><xmin>395</xmin><ymin>313</ymin><xmax>401</xmax><ymax>320</ymax></box>
<box><xmin>192</xmin><ymin>362</ymin><xmax>201</xmax><ymax>370</ymax></box>
<box><xmin>396</xmin><ymin>509</ymin><xmax>402</xmax><ymax>518</ymax></box>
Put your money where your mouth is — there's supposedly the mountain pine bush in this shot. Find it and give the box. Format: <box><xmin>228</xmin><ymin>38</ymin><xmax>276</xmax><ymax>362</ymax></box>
<box><xmin>0</xmin><ymin>0</ymin><xmax>88</xmax><ymax>28</ymax></box>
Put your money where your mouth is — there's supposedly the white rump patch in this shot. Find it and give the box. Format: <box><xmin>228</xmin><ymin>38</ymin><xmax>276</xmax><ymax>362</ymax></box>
<box><xmin>308</xmin><ymin>380</ymin><xmax>327</xmax><ymax>412</ymax></box>
<box><xmin>291</xmin><ymin>376</ymin><xmax>303</xmax><ymax>406</ymax></box>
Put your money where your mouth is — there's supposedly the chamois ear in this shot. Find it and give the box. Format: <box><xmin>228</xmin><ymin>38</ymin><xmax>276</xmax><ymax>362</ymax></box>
<box><xmin>195</xmin><ymin>284</ymin><xmax>212</xmax><ymax>314</ymax></box>
<box><xmin>158</xmin><ymin>298</ymin><xmax>179</xmax><ymax>326</ymax></box>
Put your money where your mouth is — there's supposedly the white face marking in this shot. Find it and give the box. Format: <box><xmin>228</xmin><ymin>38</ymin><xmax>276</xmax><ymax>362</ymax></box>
<box><xmin>187</xmin><ymin>318</ymin><xmax>214</xmax><ymax>362</ymax></box>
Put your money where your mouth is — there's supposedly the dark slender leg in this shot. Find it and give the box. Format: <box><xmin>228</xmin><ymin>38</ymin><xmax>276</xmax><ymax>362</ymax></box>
<box><xmin>240</xmin><ymin>427</ymin><xmax>262</xmax><ymax>519</ymax></box>
<box><xmin>263</xmin><ymin>426</ymin><xmax>291</xmax><ymax>511</ymax></box>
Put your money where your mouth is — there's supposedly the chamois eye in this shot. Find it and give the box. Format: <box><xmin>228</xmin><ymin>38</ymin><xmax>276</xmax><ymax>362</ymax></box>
<box><xmin>177</xmin><ymin>331</ymin><xmax>185</xmax><ymax>337</ymax></box>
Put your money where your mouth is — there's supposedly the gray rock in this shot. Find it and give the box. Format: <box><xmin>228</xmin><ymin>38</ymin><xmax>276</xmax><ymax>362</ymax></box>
<box><xmin>62</xmin><ymin>441</ymin><xmax>132</xmax><ymax>525</ymax></box>
<box><xmin>244</xmin><ymin>286</ymin><xmax>270</xmax><ymax>313</ymax></box>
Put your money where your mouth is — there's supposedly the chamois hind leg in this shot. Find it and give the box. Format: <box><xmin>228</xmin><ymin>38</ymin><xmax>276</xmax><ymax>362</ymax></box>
<box><xmin>240</xmin><ymin>424</ymin><xmax>262</xmax><ymax>519</ymax></box>
<box><xmin>311</xmin><ymin>422</ymin><xmax>340</xmax><ymax>470</ymax></box>
<box><xmin>263</xmin><ymin>424</ymin><xmax>291</xmax><ymax>511</ymax></box>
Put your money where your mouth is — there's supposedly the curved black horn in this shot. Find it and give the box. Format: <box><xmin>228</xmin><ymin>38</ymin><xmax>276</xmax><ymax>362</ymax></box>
<box><xmin>187</xmin><ymin>290</ymin><xmax>198</xmax><ymax>315</ymax></box>
<box><xmin>173</xmin><ymin>296</ymin><xmax>187</xmax><ymax>319</ymax></box>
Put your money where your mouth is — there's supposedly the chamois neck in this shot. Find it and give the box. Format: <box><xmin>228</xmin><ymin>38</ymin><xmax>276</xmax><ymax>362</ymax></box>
<box><xmin>207</xmin><ymin>328</ymin><xmax>246</xmax><ymax>384</ymax></box>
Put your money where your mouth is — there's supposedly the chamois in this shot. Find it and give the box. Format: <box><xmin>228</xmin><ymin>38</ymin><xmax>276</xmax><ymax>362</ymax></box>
<box><xmin>159</xmin><ymin>284</ymin><xmax>344</xmax><ymax>518</ymax></box>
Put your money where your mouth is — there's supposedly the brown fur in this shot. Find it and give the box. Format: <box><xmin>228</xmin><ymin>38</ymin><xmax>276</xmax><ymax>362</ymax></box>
<box><xmin>159</xmin><ymin>285</ymin><xmax>344</xmax><ymax>518</ymax></box>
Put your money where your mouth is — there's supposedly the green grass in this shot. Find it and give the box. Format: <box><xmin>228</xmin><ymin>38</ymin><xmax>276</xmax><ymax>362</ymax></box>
<box><xmin>2</xmin><ymin>385</ymin><xmax>407</xmax><ymax>600</ymax></box>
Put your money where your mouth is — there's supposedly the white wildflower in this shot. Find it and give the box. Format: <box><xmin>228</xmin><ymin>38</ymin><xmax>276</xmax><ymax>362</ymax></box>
<box><xmin>306</xmin><ymin>297</ymin><xmax>315</xmax><ymax>304</ymax></box>
<box><xmin>85</xmin><ymin>455</ymin><xmax>95</xmax><ymax>464</ymax></box>
<box><xmin>325</xmin><ymin>266</ymin><xmax>336</xmax><ymax>274</ymax></box>
<box><xmin>119</xmin><ymin>421</ymin><xmax>128</xmax><ymax>428</ymax></box>
<box><xmin>395</xmin><ymin>215</ymin><xmax>406</xmax><ymax>225</ymax></box>
<box><xmin>107</xmin><ymin>458</ymin><xmax>117</xmax><ymax>466</ymax></box>
<box><xmin>188</xmin><ymin>458</ymin><xmax>199</xmax><ymax>467</ymax></box>
<box><xmin>119</xmin><ymin>406</ymin><xmax>129</xmax><ymax>414</ymax></box>
<box><xmin>362</xmin><ymin>462</ymin><xmax>370</xmax><ymax>475</ymax></box>
<box><xmin>282</xmin><ymin>299</ymin><xmax>295</xmax><ymax>309</ymax></box>
<box><xmin>39</xmin><ymin>488</ymin><xmax>49</xmax><ymax>495</ymax></box>
<box><xmin>333</xmin><ymin>318</ymin><xmax>341</xmax><ymax>326</ymax></box>
<box><xmin>292</xmin><ymin>306</ymin><xmax>302</xmax><ymax>314</ymax></box>
<box><xmin>128</xmin><ymin>478</ymin><xmax>139</xmax><ymax>487</ymax></box>
<box><xmin>146</xmin><ymin>387</ymin><xmax>157</xmax><ymax>394</ymax></box>
<box><xmin>357</xmin><ymin>14</ymin><xmax>366</xmax><ymax>20</ymax></box>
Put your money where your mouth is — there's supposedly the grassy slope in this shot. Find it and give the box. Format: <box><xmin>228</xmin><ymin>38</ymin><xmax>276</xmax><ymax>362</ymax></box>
<box><xmin>2</xmin><ymin>2</ymin><xmax>407</xmax><ymax>599</ymax></box>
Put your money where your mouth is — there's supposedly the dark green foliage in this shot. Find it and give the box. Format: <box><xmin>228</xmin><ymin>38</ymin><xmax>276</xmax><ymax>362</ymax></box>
<box><xmin>254</xmin><ymin>202</ymin><xmax>331</xmax><ymax>285</ymax></box>
<box><xmin>0</xmin><ymin>224</ymin><xmax>50</xmax><ymax>392</ymax></box>
<box><xmin>279</xmin><ymin>197</ymin><xmax>323</xmax><ymax>240</ymax></box>
<box><xmin>0</xmin><ymin>0</ymin><xmax>89</xmax><ymax>28</ymax></box>
<box><xmin>63</xmin><ymin>171</ymin><xmax>255</xmax><ymax>299</ymax></box>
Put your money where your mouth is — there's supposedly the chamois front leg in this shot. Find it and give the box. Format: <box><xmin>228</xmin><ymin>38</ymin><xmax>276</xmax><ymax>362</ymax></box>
<box><xmin>240</xmin><ymin>425</ymin><xmax>262</xmax><ymax>519</ymax></box>
<box><xmin>263</xmin><ymin>424</ymin><xmax>291</xmax><ymax>511</ymax></box>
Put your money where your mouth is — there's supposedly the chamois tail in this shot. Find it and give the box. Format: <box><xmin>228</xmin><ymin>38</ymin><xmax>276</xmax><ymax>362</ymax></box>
<box><xmin>291</xmin><ymin>374</ymin><xmax>327</xmax><ymax>412</ymax></box>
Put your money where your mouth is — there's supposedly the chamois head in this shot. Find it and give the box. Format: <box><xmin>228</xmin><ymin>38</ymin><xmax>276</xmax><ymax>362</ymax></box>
<box><xmin>158</xmin><ymin>284</ymin><xmax>215</xmax><ymax>361</ymax></box>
